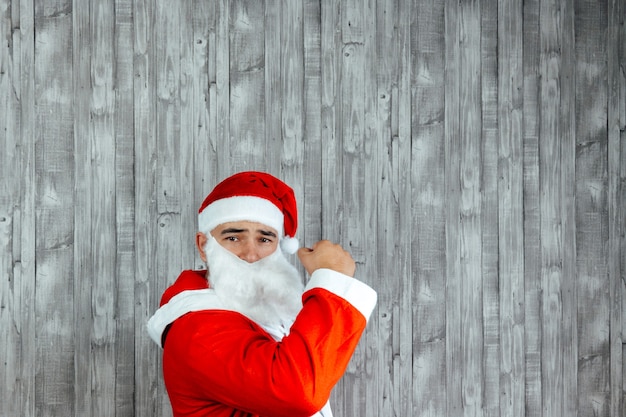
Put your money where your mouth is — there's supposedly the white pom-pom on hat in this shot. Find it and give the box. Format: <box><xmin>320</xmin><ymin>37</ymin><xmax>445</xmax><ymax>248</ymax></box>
<box><xmin>280</xmin><ymin>236</ymin><xmax>300</xmax><ymax>255</ymax></box>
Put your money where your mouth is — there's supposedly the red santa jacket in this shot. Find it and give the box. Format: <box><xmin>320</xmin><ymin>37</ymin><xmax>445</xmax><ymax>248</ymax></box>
<box><xmin>147</xmin><ymin>268</ymin><xmax>377</xmax><ymax>417</ymax></box>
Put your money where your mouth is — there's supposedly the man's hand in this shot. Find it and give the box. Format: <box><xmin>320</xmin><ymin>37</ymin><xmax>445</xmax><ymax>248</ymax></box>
<box><xmin>297</xmin><ymin>240</ymin><xmax>356</xmax><ymax>277</ymax></box>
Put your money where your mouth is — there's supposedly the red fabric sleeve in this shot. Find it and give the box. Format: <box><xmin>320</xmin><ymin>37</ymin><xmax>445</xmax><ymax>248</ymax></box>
<box><xmin>163</xmin><ymin>287</ymin><xmax>367</xmax><ymax>417</ymax></box>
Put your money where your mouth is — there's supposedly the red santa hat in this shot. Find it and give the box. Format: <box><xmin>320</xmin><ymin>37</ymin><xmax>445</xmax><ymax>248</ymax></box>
<box><xmin>198</xmin><ymin>171</ymin><xmax>300</xmax><ymax>254</ymax></box>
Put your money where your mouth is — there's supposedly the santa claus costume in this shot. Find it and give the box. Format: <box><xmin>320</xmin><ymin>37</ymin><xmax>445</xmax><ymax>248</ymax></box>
<box><xmin>147</xmin><ymin>171</ymin><xmax>377</xmax><ymax>417</ymax></box>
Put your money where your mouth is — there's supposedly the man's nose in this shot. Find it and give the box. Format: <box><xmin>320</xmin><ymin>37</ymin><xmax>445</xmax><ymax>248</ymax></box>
<box><xmin>238</xmin><ymin>241</ymin><xmax>260</xmax><ymax>263</ymax></box>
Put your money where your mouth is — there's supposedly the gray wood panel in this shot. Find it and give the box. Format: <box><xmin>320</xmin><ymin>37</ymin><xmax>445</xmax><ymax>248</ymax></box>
<box><xmin>0</xmin><ymin>0</ymin><xmax>624</xmax><ymax>416</ymax></box>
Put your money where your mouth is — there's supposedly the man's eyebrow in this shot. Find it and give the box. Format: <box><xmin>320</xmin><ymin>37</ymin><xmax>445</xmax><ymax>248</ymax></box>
<box><xmin>220</xmin><ymin>228</ymin><xmax>247</xmax><ymax>235</ymax></box>
<box><xmin>258</xmin><ymin>229</ymin><xmax>277</xmax><ymax>237</ymax></box>
<box><xmin>219</xmin><ymin>227</ymin><xmax>276</xmax><ymax>237</ymax></box>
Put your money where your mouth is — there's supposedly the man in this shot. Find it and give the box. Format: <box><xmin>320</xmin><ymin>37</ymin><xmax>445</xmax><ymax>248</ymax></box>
<box><xmin>147</xmin><ymin>171</ymin><xmax>377</xmax><ymax>417</ymax></box>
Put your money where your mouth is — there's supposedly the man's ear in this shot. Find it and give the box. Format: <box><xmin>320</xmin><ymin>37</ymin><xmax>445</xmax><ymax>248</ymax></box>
<box><xmin>196</xmin><ymin>232</ymin><xmax>208</xmax><ymax>263</ymax></box>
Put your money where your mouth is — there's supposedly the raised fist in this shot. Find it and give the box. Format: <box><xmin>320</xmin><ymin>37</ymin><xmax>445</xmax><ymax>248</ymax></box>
<box><xmin>297</xmin><ymin>240</ymin><xmax>356</xmax><ymax>277</ymax></box>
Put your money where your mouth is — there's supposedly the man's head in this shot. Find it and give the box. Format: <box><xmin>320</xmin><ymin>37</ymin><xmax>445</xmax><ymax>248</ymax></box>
<box><xmin>195</xmin><ymin>172</ymin><xmax>304</xmax><ymax>334</ymax></box>
<box><xmin>196</xmin><ymin>171</ymin><xmax>299</xmax><ymax>262</ymax></box>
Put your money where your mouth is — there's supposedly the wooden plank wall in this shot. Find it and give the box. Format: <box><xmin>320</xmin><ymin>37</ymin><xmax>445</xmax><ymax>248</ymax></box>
<box><xmin>1</xmin><ymin>0</ymin><xmax>624</xmax><ymax>416</ymax></box>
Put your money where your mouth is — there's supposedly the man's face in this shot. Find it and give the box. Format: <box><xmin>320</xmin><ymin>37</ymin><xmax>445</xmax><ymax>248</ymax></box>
<box><xmin>206</xmin><ymin>220</ymin><xmax>279</xmax><ymax>263</ymax></box>
<box><xmin>200</xmin><ymin>220</ymin><xmax>303</xmax><ymax>335</ymax></box>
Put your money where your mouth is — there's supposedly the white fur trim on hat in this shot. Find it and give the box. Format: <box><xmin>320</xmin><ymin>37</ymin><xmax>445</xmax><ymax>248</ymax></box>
<box><xmin>198</xmin><ymin>195</ymin><xmax>285</xmax><ymax>236</ymax></box>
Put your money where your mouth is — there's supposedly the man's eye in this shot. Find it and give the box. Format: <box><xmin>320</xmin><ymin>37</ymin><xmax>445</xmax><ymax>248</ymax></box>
<box><xmin>226</xmin><ymin>236</ymin><xmax>238</xmax><ymax>242</ymax></box>
<box><xmin>260</xmin><ymin>237</ymin><xmax>271</xmax><ymax>243</ymax></box>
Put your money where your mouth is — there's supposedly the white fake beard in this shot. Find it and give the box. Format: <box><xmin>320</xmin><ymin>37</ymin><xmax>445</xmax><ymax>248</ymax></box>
<box><xmin>204</xmin><ymin>235</ymin><xmax>304</xmax><ymax>339</ymax></box>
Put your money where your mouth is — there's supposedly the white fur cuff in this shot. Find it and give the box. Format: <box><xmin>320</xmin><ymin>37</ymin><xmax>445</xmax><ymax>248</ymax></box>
<box><xmin>304</xmin><ymin>269</ymin><xmax>377</xmax><ymax>321</ymax></box>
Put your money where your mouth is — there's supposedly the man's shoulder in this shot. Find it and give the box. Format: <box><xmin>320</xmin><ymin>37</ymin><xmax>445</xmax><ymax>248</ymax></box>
<box><xmin>160</xmin><ymin>269</ymin><xmax>209</xmax><ymax>307</ymax></box>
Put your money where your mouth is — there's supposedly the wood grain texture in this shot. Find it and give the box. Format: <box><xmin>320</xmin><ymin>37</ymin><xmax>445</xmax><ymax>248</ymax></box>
<box><xmin>228</xmin><ymin>0</ymin><xmax>265</xmax><ymax>172</ymax></box>
<box><xmin>155</xmin><ymin>2</ymin><xmax>183</xmax><ymax>414</ymax></box>
<box><xmin>0</xmin><ymin>2</ymin><xmax>20</xmax><ymax>415</ymax></box>
<box><xmin>574</xmin><ymin>1</ymin><xmax>610</xmax><ymax>416</ymax></box>
<box><xmin>337</xmin><ymin>1</ymin><xmax>369</xmax><ymax>414</ymax></box>
<box><xmin>214</xmin><ymin>0</ymin><xmax>230</xmax><ymax>178</ymax></box>
<box><xmin>0</xmin><ymin>1</ymin><xmax>624</xmax><ymax>416</ymax></box>
<box><xmin>0</xmin><ymin>2</ymin><xmax>23</xmax><ymax>415</ymax></box>
<box><xmin>561</xmin><ymin>2</ymin><xmax>578</xmax><ymax>416</ymax></box>
<box><xmin>33</xmin><ymin>2</ymin><xmax>76</xmax><ymax>415</ymax></box>
<box><xmin>481</xmin><ymin>0</ymin><xmax>499</xmax><ymax>415</ymax></box>
<box><xmin>522</xmin><ymin>0</ymin><xmax>542</xmax><ymax>414</ymax></box>
<box><xmin>497</xmin><ymin>0</ymin><xmax>525</xmax><ymax>416</ymax></box>
<box><xmin>91</xmin><ymin>2</ymin><xmax>118</xmax><ymax>415</ymax></box>
<box><xmin>411</xmin><ymin>0</ymin><xmax>447</xmax><ymax>415</ymax></box>
<box><xmin>190</xmin><ymin>0</ymin><xmax>217</xmax><ymax>270</ymax></box>
<box><xmin>15</xmin><ymin>1</ymin><xmax>37</xmax><ymax>416</ymax></box>
<box><xmin>320</xmin><ymin>0</ymin><xmax>342</xmax><ymax>244</ymax></box>
<box><xmin>458</xmin><ymin>2</ymin><xmax>484</xmax><ymax>415</ymax></box>
<box><xmin>539</xmin><ymin>1</ymin><xmax>565</xmax><ymax>416</ymax></box>
<box><xmin>113</xmin><ymin>0</ymin><xmax>136</xmax><ymax>413</ymax></box>
<box><xmin>374</xmin><ymin>1</ymin><xmax>396</xmax><ymax>414</ymax></box>
<box><xmin>444</xmin><ymin>0</ymin><xmax>462</xmax><ymax>414</ymax></box>
<box><xmin>71</xmin><ymin>0</ymin><xmax>92</xmax><ymax>414</ymax></box>
<box><xmin>132</xmin><ymin>0</ymin><xmax>162</xmax><ymax>415</ymax></box>
<box><xmin>302</xmin><ymin>0</ymin><xmax>323</xmax><ymax>249</ymax></box>
<box><xmin>279</xmin><ymin>0</ymin><xmax>305</xmax><ymax>216</ymax></box>
<box><xmin>608</xmin><ymin>0</ymin><xmax>626</xmax><ymax>416</ymax></box>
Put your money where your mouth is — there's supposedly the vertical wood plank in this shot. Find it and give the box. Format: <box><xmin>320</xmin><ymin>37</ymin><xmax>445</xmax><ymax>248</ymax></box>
<box><xmin>90</xmin><ymin>1</ymin><xmax>118</xmax><ymax>415</ymax></box>
<box><xmin>444</xmin><ymin>0</ymin><xmax>462</xmax><ymax>414</ymax></box>
<box><xmin>264</xmin><ymin>0</ymin><xmax>281</xmax><ymax>174</ymax></box>
<box><xmin>72</xmin><ymin>0</ymin><xmax>92</xmax><ymax>414</ymax></box>
<box><xmin>458</xmin><ymin>1</ymin><xmax>484</xmax><ymax>415</ymax></box>
<box><xmin>279</xmin><ymin>0</ymin><xmax>304</xmax><ymax>208</ymax></box>
<box><xmin>360</xmin><ymin>0</ymin><xmax>379</xmax><ymax>415</ymax></box>
<box><xmin>320</xmin><ymin>0</ymin><xmax>342</xmax><ymax>242</ymax></box>
<box><xmin>133</xmin><ymin>0</ymin><xmax>161</xmax><ymax>414</ymax></box>
<box><xmin>480</xmin><ymin>0</ymin><xmax>500</xmax><ymax>414</ymax></box>
<box><xmin>338</xmin><ymin>0</ymin><xmax>369</xmax><ymax>415</ymax></box>
<box><xmin>302</xmin><ymin>0</ymin><xmax>322</xmax><ymax>247</ymax></box>
<box><xmin>320</xmin><ymin>0</ymin><xmax>345</xmax><ymax>409</ymax></box>
<box><xmin>560</xmin><ymin>1</ymin><xmax>578</xmax><ymax>416</ymax></box>
<box><xmin>228</xmin><ymin>1</ymin><xmax>265</xmax><ymax>171</ymax></box>
<box><xmin>215</xmin><ymin>0</ymin><xmax>230</xmax><ymax>177</ymax></box>
<box><xmin>191</xmin><ymin>0</ymin><xmax>217</xmax><ymax>269</ymax></box>
<box><xmin>0</xmin><ymin>1</ymin><xmax>20</xmax><ymax>415</ymax></box>
<box><xmin>395</xmin><ymin>1</ymin><xmax>413</xmax><ymax>415</ymax></box>
<box><xmin>179</xmin><ymin>0</ymin><xmax>199</xmax><ymax>270</ymax></box>
<box><xmin>374</xmin><ymin>0</ymin><xmax>396</xmax><ymax>413</ymax></box>
<box><xmin>155</xmin><ymin>1</ymin><xmax>182</xmax><ymax>413</ymax></box>
<box><xmin>376</xmin><ymin>1</ymin><xmax>398</xmax><ymax>415</ymax></box>
<box><xmin>17</xmin><ymin>1</ymin><xmax>37</xmax><ymax>415</ymax></box>
<box><xmin>339</xmin><ymin>0</ymin><xmax>365</xmax><ymax>262</ymax></box>
<box><xmin>113</xmin><ymin>0</ymin><xmax>136</xmax><ymax>414</ymax></box>
<box><xmin>558</xmin><ymin>2</ymin><xmax>580</xmax><ymax>415</ymax></box>
<box><xmin>539</xmin><ymin>0</ymin><xmax>564</xmax><ymax>415</ymax></box>
<box><xmin>522</xmin><ymin>0</ymin><xmax>542</xmax><ymax>413</ymax></box>
<box><xmin>497</xmin><ymin>0</ymin><xmax>525</xmax><ymax>416</ymax></box>
<box><xmin>155</xmin><ymin>0</ymin><xmax>182</xmax><ymax>275</ymax></box>
<box><xmin>34</xmin><ymin>1</ymin><xmax>75</xmax><ymax>415</ymax></box>
<box><xmin>608</xmin><ymin>0</ymin><xmax>626</xmax><ymax>415</ymax></box>
<box><xmin>575</xmin><ymin>0</ymin><xmax>610</xmax><ymax>415</ymax></box>
<box><xmin>411</xmin><ymin>0</ymin><xmax>447</xmax><ymax>414</ymax></box>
